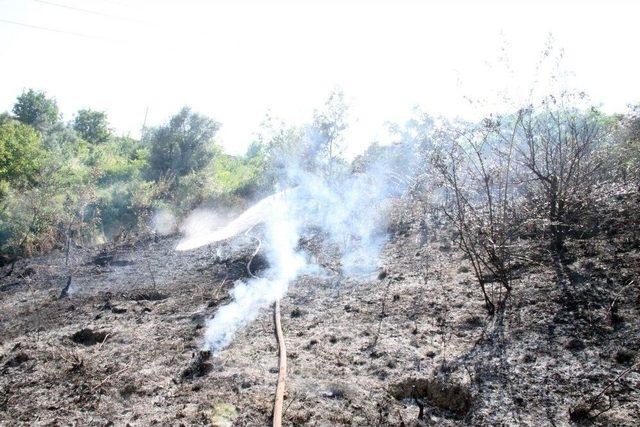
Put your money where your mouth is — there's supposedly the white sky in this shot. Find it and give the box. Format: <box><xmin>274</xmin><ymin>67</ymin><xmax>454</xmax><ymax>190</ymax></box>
<box><xmin>1</xmin><ymin>0</ymin><xmax>639</xmax><ymax>156</ymax></box>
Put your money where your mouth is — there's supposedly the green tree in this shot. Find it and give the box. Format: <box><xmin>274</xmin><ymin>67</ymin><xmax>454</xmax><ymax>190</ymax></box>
<box><xmin>12</xmin><ymin>89</ymin><xmax>59</xmax><ymax>131</ymax></box>
<box><xmin>146</xmin><ymin>107</ymin><xmax>220</xmax><ymax>181</ymax></box>
<box><xmin>73</xmin><ymin>109</ymin><xmax>111</xmax><ymax>143</ymax></box>
<box><xmin>0</xmin><ymin>119</ymin><xmax>44</xmax><ymax>189</ymax></box>
<box><xmin>90</xmin><ymin>135</ymin><xmax>153</xmax><ymax>236</ymax></box>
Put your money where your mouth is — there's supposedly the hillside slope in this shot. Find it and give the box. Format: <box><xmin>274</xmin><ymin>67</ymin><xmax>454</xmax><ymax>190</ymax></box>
<box><xmin>0</xmin><ymin>208</ymin><xmax>639</xmax><ymax>426</ymax></box>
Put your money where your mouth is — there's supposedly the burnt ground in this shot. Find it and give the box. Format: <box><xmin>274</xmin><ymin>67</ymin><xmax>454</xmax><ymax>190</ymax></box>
<box><xmin>0</xmin><ymin>206</ymin><xmax>639</xmax><ymax>426</ymax></box>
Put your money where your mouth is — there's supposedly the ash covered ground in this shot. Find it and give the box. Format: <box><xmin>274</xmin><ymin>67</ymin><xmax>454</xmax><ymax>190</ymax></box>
<box><xmin>1</xmin><ymin>202</ymin><xmax>639</xmax><ymax>426</ymax></box>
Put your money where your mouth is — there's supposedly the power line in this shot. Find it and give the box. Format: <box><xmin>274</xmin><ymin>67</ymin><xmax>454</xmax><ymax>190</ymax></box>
<box><xmin>0</xmin><ymin>18</ymin><xmax>121</xmax><ymax>42</ymax></box>
<box><xmin>32</xmin><ymin>0</ymin><xmax>145</xmax><ymax>24</ymax></box>
<box><xmin>89</xmin><ymin>0</ymin><xmax>129</xmax><ymax>6</ymax></box>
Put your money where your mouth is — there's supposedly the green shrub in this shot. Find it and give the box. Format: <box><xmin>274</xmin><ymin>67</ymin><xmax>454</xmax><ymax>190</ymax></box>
<box><xmin>0</xmin><ymin>119</ymin><xmax>44</xmax><ymax>190</ymax></box>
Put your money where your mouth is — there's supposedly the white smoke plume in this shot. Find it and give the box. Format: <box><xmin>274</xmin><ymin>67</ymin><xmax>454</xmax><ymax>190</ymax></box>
<box><xmin>176</xmin><ymin>192</ymin><xmax>288</xmax><ymax>251</ymax></box>
<box><xmin>201</xmin><ymin>189</ymin><xmax>306</xmax><ymax>351</ymax></box>
<box><xmin>177</xmin><ymin>141</ymin><xmax>421</xmax><ymax>353</ymax></box>
<box><xmin>151</xmin><ymin>209</ymin><xmax>177</xmax><ymax>236</ymax></box>
<box><xmin>177</xmin><ymin>209</ymin><xmax>226</xmax><ymax>249</ymax></box>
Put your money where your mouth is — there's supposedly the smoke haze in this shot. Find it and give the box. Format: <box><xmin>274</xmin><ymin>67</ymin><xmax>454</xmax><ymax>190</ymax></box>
<box><xmin>177</xmin><ymin>140</ymin><xmax>423</xmax><ymax>353</ymax></box>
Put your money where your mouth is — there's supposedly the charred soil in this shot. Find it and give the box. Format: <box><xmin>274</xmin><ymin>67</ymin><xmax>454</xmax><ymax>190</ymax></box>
<box><xmin>0</xmin><ymin>206</ymin><xmax>639</xmax><ymax>426</ymax></box>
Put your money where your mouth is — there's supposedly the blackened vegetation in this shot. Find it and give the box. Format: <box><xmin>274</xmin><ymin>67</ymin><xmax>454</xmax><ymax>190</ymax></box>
<box><xmin>0</xmin><ymin>281</ymin><xmax>21</xmax><ymax>292</ymax></box>
<box><xmin>431</xmin><ymin>101</ymin><xmax>640</xmax><ymax>319</ymax></box>
<box><xmin>2</xmin><ymin>353</ymin><xmax>29</xmax><ymax>370</ymax></box>
<box><xmin>0</xmin><ymin>189</ymin><xmax>638</xmax><ymax>424</ymax></box>
<box><xmin>181</xmin><ymin>350</ymin><xmax>212</xmax><ymax>380</ymax></box>
<box><xmin>59</xmin><ymin>276</ymin><xmax>72</xmax><ymax>299</ymax></box>
<box><xmin>415</xmin><ymin>102</ymin><xmax>640</xmax><ymax>423</ymax></box>
<box><xmin>71</xmin><ymin>329</ymin><xmax>108</xmax><ymax>346</ymax></box>
<box><xmin>129</xmin><ymin>290</ymin><xmax>168</xmax><ymax>302</ymax></box>
<box><xmin>213</xmin><ymin>244</ymin><xmax>269</xmax><ymax>282</ymax></box>
<box><xmin>390</xmin><ymin>376</ymin><xmax>473</xmax><ymax>418</ymax></box>
<box><xmin>91</xmin><ymin>251</ymin><xmax>134</xmax><ymax>267</ymax></box>
<box><xmin>0</xmin><ymin>259</ymin><xmax>36</xmax><ymax>294</ymax></box>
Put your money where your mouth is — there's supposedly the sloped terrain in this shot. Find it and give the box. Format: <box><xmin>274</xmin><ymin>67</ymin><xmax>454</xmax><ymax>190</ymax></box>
<box><xmin>0</xmin><ymin>205</ymin><xmax>639</xmax><ymax>426</ymax></box>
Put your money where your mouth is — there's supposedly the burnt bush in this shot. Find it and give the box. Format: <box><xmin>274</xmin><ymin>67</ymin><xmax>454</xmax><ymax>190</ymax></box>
<box><xmin>182</xmin><ymin>350</ymin><xmax>212</xmax><ymax>380</ymax></box>
<box><xmin>430</xmin><ymin>95</ymin><xmax>640</xmax><ymax>316</ymax></box>
<box><xmin>71</xmin><ymin>328</ymin><xmax>108</xmax><ymax>346</ymax></box>
<box><xmin>389</xmin><ymin>376</ymin><xmax>473</xmax><ymax>416</ymax></box>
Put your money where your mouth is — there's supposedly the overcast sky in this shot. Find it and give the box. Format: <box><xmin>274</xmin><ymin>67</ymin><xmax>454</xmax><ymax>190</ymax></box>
<box><xmin>1</xmin><ymin>0</ymin><xmax>639</xmax><ymax>156</ymax></box>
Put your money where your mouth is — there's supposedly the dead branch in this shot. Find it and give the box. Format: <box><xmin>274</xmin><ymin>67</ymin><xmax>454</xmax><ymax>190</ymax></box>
<box><xmin>59</xmin><ymin>275</ymin><xmax>72</xmax><ymax>299</ymax></box>
<box><xmin>95</xmin><ymin>333</ymin><xmax>111</xmax><ymax>353</ymax></box>
<box><xmin>571</xmin><ymin>359</ymin><xmax>639</xmax><ymax>421</ymax></box>
<box><xmin>146</xmin><ymin>258</ymin><xmax>157</xmax><ymax>288</ymax></box>
<box><xmin>245</xmin><ymin>228</ymin><xmax>262</xmax><ymax>279</ymax></box>
<box><xmin>282</xmin><ymin>391</ymin><xmax>298</xmax><ymax>419</ymax></box>
<box><xmin>91</xmin><ymin>364</ymin><xmax>130</xmax><ymax>393</ymax></box>
<box><xmin>589</xmin><ymin>361</ymin><xmax>638</xmax><ymax>411</ymax></box>
<box><xmin>210</xmin><ymin>275</ymin><xmax>228</xmax><ymax>303</ymax></box>
<box><xmin>370</xmin><ymin>277</ymin><xmax>393</xmax><ymax>350</ymax></box>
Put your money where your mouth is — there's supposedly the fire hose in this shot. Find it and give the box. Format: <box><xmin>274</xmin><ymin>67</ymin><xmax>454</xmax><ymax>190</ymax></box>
<box><xmin>272</xmin><ymin>299</ymin><xmax>286</xmax><ymax>427</ymax></box>
<box><xmin>245</xmin><ymin>231</ymin><xmax>286</xmax><ymax>426</ymax></box>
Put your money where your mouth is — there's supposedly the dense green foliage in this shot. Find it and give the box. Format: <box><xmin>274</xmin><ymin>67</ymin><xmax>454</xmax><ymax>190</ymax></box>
<box><xmin>73</xmin><ymin>109</ymin><xmax>111</xmax><ymax>144</ymax></box>
<box><xmin>12</xmin><ymin>89</ymin><xmax>59</xmax><ymax>131</ymax></box>
<box><xmin>0</xmin><ymin>119</ymin><xmax>44</xmax><ymax>190</ymax></box>
<box><xmin>0</xmin><ymin>90</ymin><xmax>270</xmax><ymax>258</ymax></box>
<box><xmin>146</xmin><ymin>107</ymin><xmax>220</xmax><ymax>181</ymax></box>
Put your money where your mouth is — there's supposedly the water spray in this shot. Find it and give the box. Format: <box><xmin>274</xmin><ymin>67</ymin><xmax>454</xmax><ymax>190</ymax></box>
<box><xmin>176</xmin><ymin>143</ymin><xmax>419</xmax><ymax>422</ymax></box>
<box><xmin>177</xmin><ymin>189</ymin><xmax>298</xmax><ymax>426</ymax></box>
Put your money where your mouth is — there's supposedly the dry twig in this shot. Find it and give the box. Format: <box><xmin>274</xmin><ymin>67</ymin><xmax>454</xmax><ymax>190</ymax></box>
<box><xmin>91</xmin><ymin>364</ymin><xmax>130</xmax><ymax>393</ymax></box>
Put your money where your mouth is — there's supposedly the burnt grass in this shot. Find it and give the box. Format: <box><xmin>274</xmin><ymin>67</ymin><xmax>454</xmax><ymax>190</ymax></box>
<box><xmin>0</xmin><ymin>205</ymin><xmax>639</xmax><ymax>425</ymax></box>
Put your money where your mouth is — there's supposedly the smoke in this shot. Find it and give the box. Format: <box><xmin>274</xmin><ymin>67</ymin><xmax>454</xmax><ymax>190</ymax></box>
<box><xmin>203</xmin><ymin>189</ymin><xmax>306</xmax><ymax>350</ymax></box>
<box><xmin>177</xmin><ymin>140</ymin><xmax>421</xmax><ymax>353</ymax></box>
<box><xmin>177</xmin><ymin>193</ymin><xmax>285</xmax><ymax>251</ymax></box>
<box><xmin>151</xmin><ymin>209</ymin><xmax>177</xmax><ymax>235</ymax></box>
<box><xmin>176</xmin><ymin>209</ymin><xmax>227</xmax><ymax>250</ymax></box>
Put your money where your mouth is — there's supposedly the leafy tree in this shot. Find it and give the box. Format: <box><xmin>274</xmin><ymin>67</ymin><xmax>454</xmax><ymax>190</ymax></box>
<box><xmin>235</xmin><ymin>141</ymin><xmax>269</xmax><ymax>194</ymax></box>
<box><xmin>211</xmin><ymin>153</ymin><xmax>264</xmax><ymax>198</ymax></box>
<box><xmin>89</xmin><ymin>136</ymin><xmax>152</xmax><ymax>237</ymax></box>
<box><xmin>628</xmin><ymin>104</ymin><xmax>640</xmax><ymax>141</ymax></box>
<box><xmin>12</xmin><ymin>89</ymin><xmax>59</xmax><ymax>131</ymax></box>
<box><xmin>0</xmin><ymin>116</ymin><xmax>97</xmax><ymax>256</ymax></box>
<box><xmin>91</xmin><ymin>136</ymin><xmax>148</xmax><ymax>184</ymax></box>
<box><xmin>146</xmin><ymin>107</ymin><xmax>220</xmax><ymax>181</ymax></box>
<box><xmin>42</xmin><ymin>122</ymin><xmax>88</xmax><ymax>160</ymax></box>
<box><xmin>73</xmin><ymin>109</ymin><xmax>111</xmax><ymax>143</ymax></box>
<box><xmin>0</xmin><ymin>119</ymin><xmax>44</xmax><ymax>189</ymax></box>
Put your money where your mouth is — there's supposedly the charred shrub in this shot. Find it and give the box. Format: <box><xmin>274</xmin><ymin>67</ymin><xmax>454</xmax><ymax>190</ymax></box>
<box><xmin>614</xmin><ymin>348</ymin><xmax>636</xmax><ymax>365</ymax></box>
<box><xmin>181</xmin><ymin>350</ymin><xmax>212</xmax><ymax>380</ymax></box>
<box><xmin>390</xmin><ymin>376</ymin><xmax>473</xmax><ymax>416</ymax></box>
<box><xmin>71</xmin><ymin>328</ymin><xmax>108</xmax><ymax>346</ymax></box>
